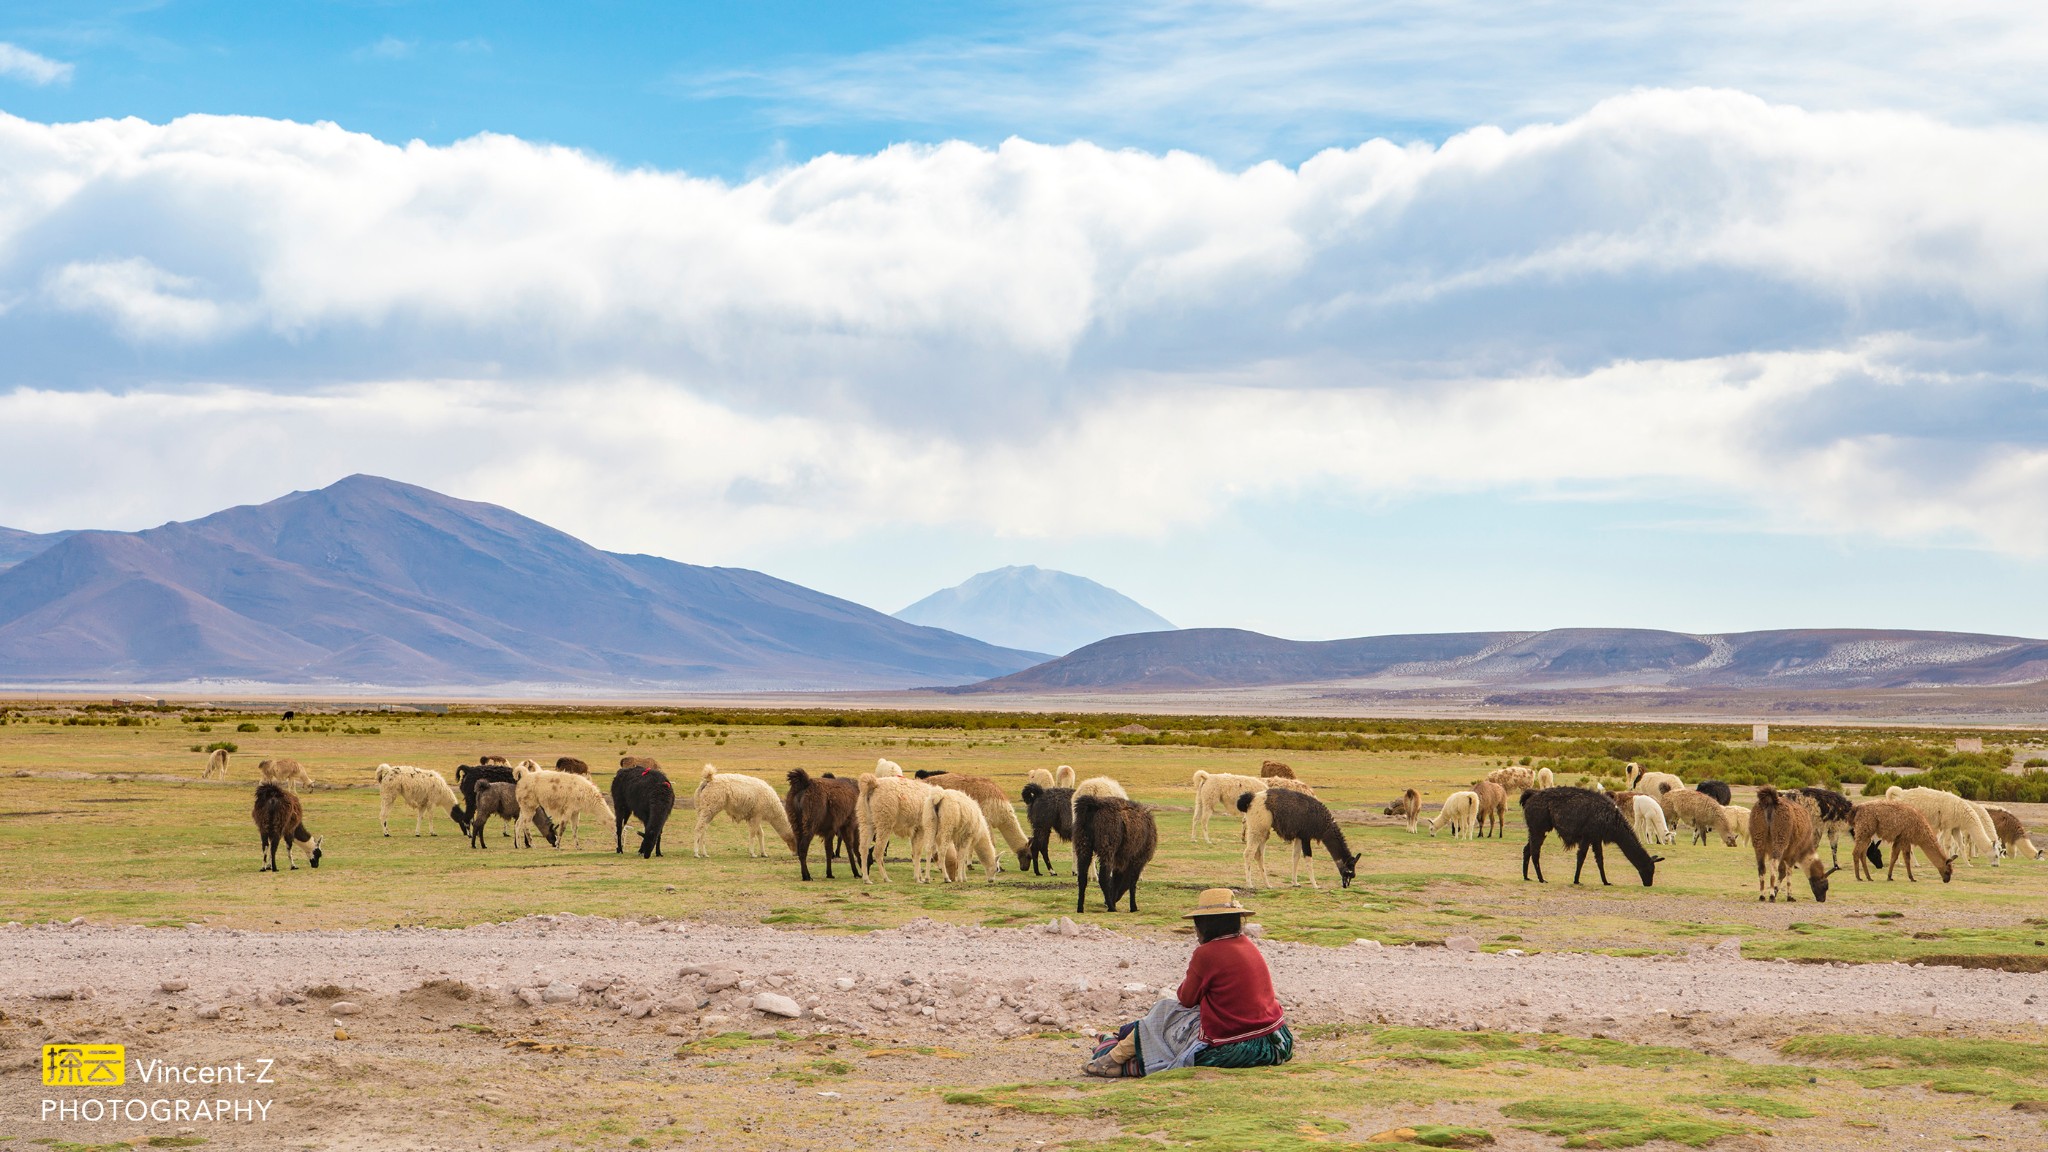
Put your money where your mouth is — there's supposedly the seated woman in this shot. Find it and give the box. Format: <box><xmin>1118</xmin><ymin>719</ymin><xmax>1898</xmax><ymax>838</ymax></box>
<box><xmin>1083</xmin><ymin>887</ymin><xmax>1293</xmax><ymax>1077</ymax></box>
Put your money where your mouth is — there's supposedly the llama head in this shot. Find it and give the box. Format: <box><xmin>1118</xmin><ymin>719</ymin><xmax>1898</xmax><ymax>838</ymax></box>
<box><xmin>1806</xmin><ymin>861</ymin><xmax>1839</xmax><ymax>902</ymax></box>
<box><xmin>1637</xmin><ymin>854</ymin><xmax>1663</xmax><ymax>886</ymax></box>
<box><xmin>307</xmin><ymin>836</ymin><xmax>324</xmax><ymax>868</ymax></box>
<box><xmin>1336</xmin><ymin>851</ymin><xmax>1361</xmax><ymax>888</ymax></box>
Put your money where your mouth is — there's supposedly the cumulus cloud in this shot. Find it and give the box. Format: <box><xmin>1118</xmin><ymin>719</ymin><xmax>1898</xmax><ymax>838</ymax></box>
<box><xmin>0</xmin><ymin>91</ymin><xmax>2042</xmax><ymax>559</ymax></box>
<box><xmin>0</xmin><ymin>42</ymin><xmax>71</xmax><ymax>86</ymax></box>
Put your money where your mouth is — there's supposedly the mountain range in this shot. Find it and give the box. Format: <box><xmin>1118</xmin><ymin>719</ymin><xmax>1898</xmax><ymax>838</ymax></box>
<box><xmin>966</xmin><ymin>626</ymin><xmax>2048</xmax><ymax>693</ymax></box>
<box><xmin>894</xmin><ymin>565</ymin><xmax>1174</xmax><ymax>656</ymax></box>
<box><xmin>0</xmin><ymin>476</ymin><xmax>1041</xmax><ymax>690</ymax></box>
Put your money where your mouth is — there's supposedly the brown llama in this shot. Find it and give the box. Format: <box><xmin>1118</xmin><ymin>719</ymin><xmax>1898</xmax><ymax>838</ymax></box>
<box><xmin>918</xmin><ymin>771</ymin><xmax>1031</xmax><ymax>869</ymax></box>
<box><xmin>253</xmin><ymin>782</ymin><xmax>323</xmax><ymax>871</ymax></box>
<box><xmin>785</xmin><ymin>769</ymin><xmax>862</xmax><ymax>881</ymax></box>
<box><xmin>1383</xmin><ymin>788</ymin><xmax>1421</xmax><ymax>833</ymax></box>
<box><xmin>1850</xmin><ymin>800</ymin><xmax>1953</xmax><ymax>883</ymax></box>
<box><xmin>1471</xmin><ymin>780</ymin><xmax>1508</xmax><ymax>838</ymax></box>
<box><xmin>1259</xmin><ymin>760</ymin><xmax>1297</xmax><ymax>779</ymax></box>
<box><xmin>555</xmin><ymin>756</ymin><xmax>593</xmax><ymax>774</ymax></box>
<box><xmin>1751</xmin><ymin>786</ymin><xmax>1836</xmax><ymax>902</ymax></box>
<box><xmin>1073</xmin><ymin>795</ymin><xmax>1158</xmax><ymax>913</ymax></box>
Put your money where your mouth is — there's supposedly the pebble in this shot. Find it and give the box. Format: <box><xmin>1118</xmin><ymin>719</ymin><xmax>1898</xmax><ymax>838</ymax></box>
<box><xmin>160</xmin><ymin>980</ymin><xmax>189</xmax><ymax>993</ymax></box>
<box><xmin>330</xmin><ymin>1001</ymin><xmax>361</xmax><ymax>1016</ymax></box>
<box><xmin>541</xmin><ymin>981</ymin><xmax>580</xmax><ymax>1004</ymax></box>
<box><xmin>752</xmin><ymin>992</ymin><xmax>802</xmax><ymax>1018</ymax></box>
<box><xmin>1445</xmin><ymin>935</ymin><xmax>1481</xmax><ymax>953</ymax></box>
<box><xmin>833</xmin><ymin>977</ymin><xmax>856</xmax><ymax>991</ymax></box>
<box><xmin>195</xmin><ymin>1005</ymin><xmax>222</xmax><ymax>1020</ymax></box>
<box><xmin>1352</xmin><ymin>939</ymin><xmax>1384</xmax><ymax>951</ymax></box>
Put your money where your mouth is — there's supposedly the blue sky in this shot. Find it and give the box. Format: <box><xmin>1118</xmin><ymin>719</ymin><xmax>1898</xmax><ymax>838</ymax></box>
<box><xmin>2</xmin><ymin>2</ymin><xmax>2047</xmax><ymax>640</ymax></box>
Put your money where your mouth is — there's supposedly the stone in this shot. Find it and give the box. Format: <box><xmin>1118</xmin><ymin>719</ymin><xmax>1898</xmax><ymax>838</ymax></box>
<box><xmin>195</xmin><ymin>1005</ymin><xmax>222</xmax><ymax>1020</ymax></box>
<box><xmin>579</xmin><ymin>977</ymin><xmax>612</xmax><ymax>992</ymax></box>
<box><xmin>517</xmin><ymin>987</ymin><xmax>543</xmax><ymax>1008</ymax></box>
<box><xmin>1244</xmin><ymin>922</ymin><xmax>1266</xmax><ymax>938</ymax></box>
<box><xmin>329</xmin><ymin>1001</ymin><xmax>361</xmax><ymax>1016</ymax></box>
<box><xmin>833</xmin><ymin>977</ymin><xmax>856</xmax><ymax>991</ymax></box>
<box><xmin>160</xmin><ymin>980</ymin><xmax>189</xmax><ymax>993</ymax></box>
<box><xmin>703</xmin><ymin>971</ymin><xmax>741</xmax><ymax>993</ymax></box>
<box><xmin>541</xmin><ymin>981</ymin><xmax>580</xmax><ymax>1004</ymax></box>
<box><xmin>1445</xmin><ymin>935</ymin><xmax>1481</xmax><ymax>953</ymax></box>
<box><xmin>1712</xmin><ymin>938</ymin><xmax>1743</xmax><ymax>959</ymax></box>
<box><xmin>1352</xmin><ymin>938</ymin><xmax>1383</xmax><ymax>951</ymax></box>
<box><xmin>753</xmin><ymin>992</ymin><xmax>803</xmax><ymax>1019</ymax></box>
<box><xmin>1058</xmin><ymin>917</ymin><xmax>1080</xmax><ymax>937</ymax></box>
<box><xmin>333</xmin><ymin>1028</ymin><xmax>349</xmax><ymax>1041</ymax></box>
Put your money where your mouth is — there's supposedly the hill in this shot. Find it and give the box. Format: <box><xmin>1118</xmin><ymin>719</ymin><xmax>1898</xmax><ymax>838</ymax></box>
<box><xmin>0</xmin><ymin>527</ymin><xmax>73</xmax><ymax>571</ymax></box>
<box><xmin>0</xmin><ymin>476</ymin><xmax>1041</xmax><ymax>690</ymax></box>
<box><xmin>894</xmin><ymin>565</ymin><xmax>1172</xmax><ymax>655</ymax></box>
<box><xmin>967</xmin><ymin>626</ymin><xmax>2048</xmax><ymax>693</ymax></box>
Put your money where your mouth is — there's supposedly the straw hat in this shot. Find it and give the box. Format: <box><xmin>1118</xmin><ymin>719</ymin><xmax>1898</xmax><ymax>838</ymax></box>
<box><xmin>1182</xmin><ymin>887</ymin><xmax>1252</xmax><ymax>918</ymax></box>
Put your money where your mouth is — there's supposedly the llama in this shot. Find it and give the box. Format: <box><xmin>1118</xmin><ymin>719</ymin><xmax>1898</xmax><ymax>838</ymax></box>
<box><xmin>515</xmin><ymin>759</ymin><xmax>544</xmax><ymax>777</ymax></box>
<box><xmin>1431</xmin><ymin>790</ymin><xmax>1480</xmax><ymax>838</ymax></box>
<box><xmin>857</xmin><ymin>772</ymin><xmax>936</xmax><ymax>883</ymax></box>
<box><xmin>376</xmin><ymin>764</ymin><xmax>460</xmax><ymax>836</ymax></box>
<box><xmin>253</xmin><ymin>782</ymin><xmax>323</xmax><ymax>871</ymax></box>
<box><xmin>922</xmin><ymin>789</ymin><xmax>999</xmax><ymax>883</ymax></box>
<box><xmin>1796</xmin><ymin>787</ymin><xmax>1855</xmax><ymax>865</ymax></box>
<box><xmin>785</xmin><ymin>769</ymin><xmax>862</xmax><ymax>880</ymax></box>
<box><xmin>467</xmin><ymin>781</ymin><xmax>556</xmax><ymax>848</ymax></box>
<box><xmin>515</xmin><ymin>770</ymin><xmax>614</xmax><ymax>850</ymax></box>
<box><xmin>1629</xmin><ymin>768</ymin><xmax>1685</xmax><ymax>798</ymax></box>
<box><xmin>1849</xmin><ymin>800</ymin><xmax>1953</xmax><ymax>883</ymax></box>
<box><xmin>1485</xmin><ymin>766</ymin><xmax>1535</xmax><ymax>793</ymax></box>
<box><xmin>921</xmin><ymin>773</ymin><xmax>1030</xmax><ymax>870</ymax></box>
<box><xmin>1985</xmin><ymin>806</ymin><xmax>2045</xmax><ymax>861</ymax></box>
<box><xmin>1383</xmin><ymin>788</ymin><xmax>1422</xmax><ymax>833</ymax></box>
<box><xmin>1189</xmin><ymin>771</ymin><xmax>1269</xmax><ymax>843</ymax></box>
<box><xmin>1695</xmin><ymin>780</ymin><xmax>1733</xmax><ymax>805</ymax></box>
<box><xmin>1056</xmin><ymin>764</ymin><xmax>1077</xmax><ymax>788</ymax></box>
<box><xmin>1027</xmin><ymin>767</ymin><xmax>1058</xmax><ymax>790</ymax></box>
<box><xmin>1629</xmin><ymin>794</ymin><xmax>1674</xmax><ymax>846</ymax></box>
<box><xmin>1751</xmin><ymin>786</ymin><xmax>1837</xmax><ymax>901</ymax></box>
<box><xmin>611</xmin><ymin>762</ymin><xmax>675</xmax><ymax>858</ymax></box>
<box><xmin>1724</xmin><ymin>803</ymin><xmax>1751</xmax><ymax>846</ymax></box>
<box><xmin>1071</xmin><ymin>775</ymin><xmax>1128</xmax><ymax>823</ymax></box>
<box><xmin>203</xmin><ymin>747</ymin><xmax>229</xmax><ymax>779</ymax></box>
<box><xmin>257</xmin><ymin>757</ymin><xmax>313</xmax><ymax>792</ymax></box>
<box><xmin>1236</xmin><ymin>788</ymin><xmax>1360</xmax><ymax>889</ymax></box>
<box><xmin>452</xmin><ymin>763</ymin><xmax>518</xmax><ymax>833</ymax></box>
<box><xmin>1260</xmin><ymin>760</ymin><xmax>1297</xmax><ymax>780</ymax></box>
<box><xmin>1886</xmin><ymin>786</ymin><xmax>1996</xmax><ymax>866</ymax></box>
<box><xmin>1521</xmin><ymin>787</ymin><xmax>1661</xmax><ymax>886</ymax></box>
<box><xmin>556</xmin><ymin>757</ymin><xmax>593</xmax><ymax>775</ymax></box>
<box><xmin>1663</xmin><ymin>789</ymin><xmax>1739</xmax><ymax>847</ymax></box>
<box><xmin>693</xmin><ymin>765</ymin><xmax>797</xmax><ymax>858</ymax></box>
<box><xmin>1019</xmin><ymin>783</ymin><xmax>1076</xmax><ymax>875</ymax></box>
<box><xmin>1072</xmin><ymin>795</ymin><xmax>1158</xmax><ymax>913</ymax></box>
<box><xmin>874</xmin><ymin>758</ymin><xmax>905</xmax><ymax>778</ymax></box>
<box><xmin>479</xmin><ymin>755</ymin><xmax>509</xmax><ymax>767</ymax></box>
<box><xmin>1533</xmin><ymin>766</ymin><xmax>1555</xmax><ymax>789</ymax></box>
<box><xmin>1472</xmin><ymin>780</ymin><xmax>1508</xmax><ymax>838</ymax></box>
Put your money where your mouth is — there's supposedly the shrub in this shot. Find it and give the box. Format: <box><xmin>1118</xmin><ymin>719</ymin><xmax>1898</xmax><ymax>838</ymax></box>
<box><xmin>203</xmin><ymin>741</ymin><xmax>238</xmax><ymax>754</ymax></box>
<box><xmin>236</xmin><ymin>721</ymin><xmax>260</xmax><ymax>733</ymax></box>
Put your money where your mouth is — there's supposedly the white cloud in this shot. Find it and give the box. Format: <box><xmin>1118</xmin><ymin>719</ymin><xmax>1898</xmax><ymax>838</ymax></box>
<box><xmin>0</xmin><ymin>42</ymin><xmax>71</xmax><ymax>86</ymax></box>
<box><xmin>0</xmin><ymin>92</ymin><xmax>2042</xmax><ymax>562</ymax></box>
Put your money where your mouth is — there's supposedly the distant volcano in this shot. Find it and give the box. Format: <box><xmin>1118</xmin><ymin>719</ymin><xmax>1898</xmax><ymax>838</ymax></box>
<box><xmin>0</xmin><ymin>475</ymin><xmax>1040</xmax><ymax>690</ymax></box>
<box><xmin>895</xmin><ymin>565</ymin><xmax>1174</xmax><ymax>656</ymax></box>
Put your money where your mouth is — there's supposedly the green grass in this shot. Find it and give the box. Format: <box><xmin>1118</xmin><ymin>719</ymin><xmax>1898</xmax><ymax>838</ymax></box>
<box><xmin>4</xmin><ymin>707</ymin><xmax>2048</xmax><ymax>963</ymax></box>
<box><xmin>1499</xmin><ymin>1100</ymin><xmax>1747</xmax><ymax>1149</ymax></box>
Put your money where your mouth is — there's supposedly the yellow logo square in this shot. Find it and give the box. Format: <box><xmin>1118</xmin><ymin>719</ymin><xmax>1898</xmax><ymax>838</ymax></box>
<box><xmin>42</xmin><ymin>1044</ymin><xmax>125</xmax><ymax>1087</ymax></box>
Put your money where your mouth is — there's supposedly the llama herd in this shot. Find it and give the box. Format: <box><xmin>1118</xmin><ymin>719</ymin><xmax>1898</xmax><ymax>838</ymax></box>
<box><xmin>1386</xmin><ymin>760</ymin><xmax>2046</xmax><ymax>903</ymax></box>
<box><xmin>227</xmin><ymin>743</ymin><xmax>2044</xmax><ymax>915</ymax></box>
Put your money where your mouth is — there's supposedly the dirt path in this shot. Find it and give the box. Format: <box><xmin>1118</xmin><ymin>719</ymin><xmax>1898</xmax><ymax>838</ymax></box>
<box><xmin>5</xmin><ymin>917</ymin><xmax>2044</xmax><ymax>1149</ymax></box>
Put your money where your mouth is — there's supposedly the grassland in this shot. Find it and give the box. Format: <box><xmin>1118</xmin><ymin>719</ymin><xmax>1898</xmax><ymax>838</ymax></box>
<box><xmin>3</xmin><ymin>703</ymin><xmax>2048</xmax><ymax>965</ymax></box>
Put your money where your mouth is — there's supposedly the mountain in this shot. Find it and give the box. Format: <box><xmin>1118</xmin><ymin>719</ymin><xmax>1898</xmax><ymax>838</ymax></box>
<box><xmin>0</xmin><ymin>527</ymin><xmax>73</xmax><ymax>571</ymax></box>
<box><xmin>0</xmin><ymin>475</ymin><xmax>1042</xmax><ymax>690</ymax></box>
<box><xmin>968</xmin><ymin>626</ymin><xmax>2048</xmax><ymax>693</ymax></box>
<box><xmin>894</xmin><ymin>565</ymin><xmax>1174</xmax><ymax>656</ymax></box>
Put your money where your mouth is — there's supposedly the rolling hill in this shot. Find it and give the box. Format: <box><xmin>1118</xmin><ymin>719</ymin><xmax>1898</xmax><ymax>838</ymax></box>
<box><xmin>967</xmin><ymin>626</ymin><xmax>2048</xmax><ymax>693</ymax></box>
<box><xmin>0</xmin><ymin>475</ymin><xmax>1042</xmax><ymax>690</ymax></box>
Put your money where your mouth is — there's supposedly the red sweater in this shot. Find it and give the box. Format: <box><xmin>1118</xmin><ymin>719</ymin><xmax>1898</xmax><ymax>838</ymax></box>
<box><xmin>1176</xmin><ymin>933</ymin><xmax>1284</xmax><ymax>1045</ymax></box>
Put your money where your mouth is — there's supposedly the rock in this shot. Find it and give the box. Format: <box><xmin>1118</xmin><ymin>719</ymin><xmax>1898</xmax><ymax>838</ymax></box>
<box><xmin>1352</xmin><ymin>938</ymin><xmax>1383</xmax><ymax>951</ymax></box>
<box><xmin>1712</xmin><ymin>938</ymin><xmax>1742</xmax><ymax>959</ymax></box>
<box><xmin>737</xmin><ymin>979</ymin><xmax>759</xmax><ymax>993</ymax></box>
<box><xmin>160</xmin><ymin>979</ymin><xmax>189</xmax><ymax>993</ymax></box>
<box><xmin>333</xmin><ymin>1028</ymin><xmax>349</xmax><ymax>1041</ymax></box>
<box><xmin>627</xmin><ymin>1000</ymin><xmax>657</xmax><ymax>1019</ymax></box>
<box><xmin>195</xmin><ymin>1005</ymin><xmax>222</xmax><ymax>1020</ymax></box>
<box><xmin>664</xmin><ymin>885</ymin><xmax>678</xmax><ymax>893</ymax></box>
<box><xmin>817</xmin><ymin>1091</ymin><xmax>842</xmax><ymax>1099</ymax></box>
<box><xmin>1445</xmin><ymin>935</ymin><xmax>1481</xmax><ymax>953</ymax></box>
<box><xmin>678</xmin><ymin>964</ymin><xmax>709</xmax><ymax>976</ymax></box>
<box><xmin>579</xmin><ymin>977</ymin><xmax>612</xmax><ymax>992</ymax></box>
<box><xmin>919</xmin><ymin>1005</ymin><xmax>936</xmax><ymax>1017</ymax></box>
<box><xmin>1058</xmin><ymin>917</ymin><xmax>1079</xmax><ymax>937</ymax></box>
<box><xmin>1500</xmin><ymin>948</ymin><xmax>1525</xmax><ymax>957</ymax></box>
<box><xmin>540</xmin><ymin>981</ymin><xmax>580</xmax><ymax>1004</ymax></box>
<box><xmin>833</xmin><ymin>977</ymin><xmax>856</xmax><ymax>991</ymax></box>
<box><xmin>1244</xmin><ymin>922</ymin><xmax>1265</xmax><ymax>938</ymax></box>
<box><xmin>703</xmin><ymin>971</ymin><xmax>741</xmax><ymax>993</ymax></box>
<box><xmin>748</xmin><ymin>1027</ymin><xmax>779</xmax><ymax>1039</ymax></box>
<box><xmin>665</xmin><ymin>1021</ymin><xmax>692</xmax><ymax>1036</ymax></box>
<box><xmin>517</xmin><ymin>987</ymin><xmax>543</xmax><ymax>1008</ymax></box>
<box><xmin>753</xmin><ymin>992</ymin><xmax>803</xmax><ymax>1019</ymax></box>
<box><xmin>329</xmin><ymin>1001</ymin><xmax>361</xmax><ymax>1016</ymax></box>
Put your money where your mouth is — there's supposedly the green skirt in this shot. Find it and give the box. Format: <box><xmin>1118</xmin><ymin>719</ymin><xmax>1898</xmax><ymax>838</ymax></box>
<box><xmin>1193</xmin><ymin>1023</ymin><xmax>1294</xmax><ymax>1068</ymax></box>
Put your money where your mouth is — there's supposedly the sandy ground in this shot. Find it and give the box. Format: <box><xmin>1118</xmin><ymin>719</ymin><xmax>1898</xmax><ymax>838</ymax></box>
<box><xmin>6</xmin><ymin>916</ymin><xmax>2048</xmax><ymax>1149</ymax></box>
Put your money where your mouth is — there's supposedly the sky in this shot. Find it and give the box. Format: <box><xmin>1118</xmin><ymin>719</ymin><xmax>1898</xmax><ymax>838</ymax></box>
<box><xmin>1</xmin><ymin>1</ymin><xmax>2047</xmax><ymax>639</ymax></box>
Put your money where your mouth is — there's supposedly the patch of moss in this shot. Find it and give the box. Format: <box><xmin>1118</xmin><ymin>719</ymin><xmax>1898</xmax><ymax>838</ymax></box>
<box><xmin>1500</xmin><ymin>1099</ymin><xmax>1749</xmax><ymax>1149</ymax></box>
<box><xmin>1781</xmin><ymin>1034</ymin><xmax>2048</xmax><ymax>1078</ymax></box>
<box><xmin>1669</xmin><ymin>1092</ymin><xmax>1815</xmax><ymax>1118</ymax></box>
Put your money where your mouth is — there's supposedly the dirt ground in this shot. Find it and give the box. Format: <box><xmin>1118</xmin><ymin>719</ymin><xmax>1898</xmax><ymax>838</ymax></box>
<box><xmin>6</xmin><ymin>916</ymin><xmax>2048</xmax><ymax>1149</ymax></box>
